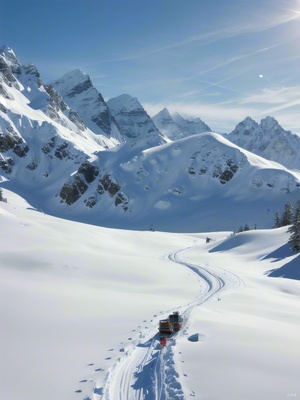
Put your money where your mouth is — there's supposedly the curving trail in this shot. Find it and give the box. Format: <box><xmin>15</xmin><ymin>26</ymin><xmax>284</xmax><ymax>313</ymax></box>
<box><xmin>93</xmin><ymin>245</ymin><xmax>244</xmax><ymax>400</ymax></box>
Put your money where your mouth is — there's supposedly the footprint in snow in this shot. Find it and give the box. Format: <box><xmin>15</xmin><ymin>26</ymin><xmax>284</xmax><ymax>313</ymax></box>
<box><xmin>95</xmin><ymin>368</ymin><xmax>103</xmax><ymax>372</ymax></box>
<box><xmin>108</xmin><ymin>348</ymin><xmax>114</xmax><ymax>351</ymax></box>
<box><xmin>105</xmin><ymin>357</ymin><xmax>111</xmax><ymax>360</ymax></box>
<box><xmin>79</xmin><ymin>379</ymin><xmax>87</xmax><ymax>383</ymax></box>
<box><xmin>75</xmin><ymin>390</ymin><xmax>82</xmax><ymax>393</ymax></box>
<box><xmin>87</xmin><ymin>363</ymin><xmax>94</xmax><ymax>366</ymax></box>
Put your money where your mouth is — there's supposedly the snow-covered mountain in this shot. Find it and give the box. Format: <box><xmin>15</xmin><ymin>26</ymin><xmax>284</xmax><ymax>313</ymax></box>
<box><xmin>107</xmin><ymin>94</ymin><xmax>166</xmax><ymax>149</ymax></box>
<box><xmin>228</xmin><ymin>116</ymin><xmax>300</xmax><ymax>170</ymax></box>
<box><xmin>54</xmin><ymin>131</ymin><xmax>300</xmax><ymax>232</ymax></box>
<box><xmin>51</xmin><ymin>69</ymin><xmax>122</xmax><ymax>142</ymax></box>
<box><xmin>0</xmin><ymin>45</ymin><xmax>120</xmax><ymax>195</ymax></box>
<box><xmin>1</xmin><ymin>46</ymin><xmax>300</xmax><ymax>232</ymax></box>
<box><xmin>153</xmin><ymin>107</ymin><xmax>211</xmax><ymax>140</ymax></box>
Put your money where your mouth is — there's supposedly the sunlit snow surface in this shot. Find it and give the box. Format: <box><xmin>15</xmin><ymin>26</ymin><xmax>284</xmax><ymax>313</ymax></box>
<box><xmin>1</xmin><ymin>188</ymin><xmax>300</xmax><ymax>400</ymax></box>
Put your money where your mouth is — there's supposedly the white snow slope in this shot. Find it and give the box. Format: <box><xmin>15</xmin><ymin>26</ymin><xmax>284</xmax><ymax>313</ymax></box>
<box><xmin>1</xmin><ymin>188</ymin><xmax>300</xmax><ymax>400</ymax></box>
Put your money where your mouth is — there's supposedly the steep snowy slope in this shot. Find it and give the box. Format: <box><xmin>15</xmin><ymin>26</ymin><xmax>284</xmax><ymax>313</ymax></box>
<box><xmin>153</xmin><ymin>107</ymin><xmax>211</xmax><ymax>140</ymax></box>
<box><xmin>228</xmin><ymin>116</ymin><xmax>300</xmax><ymax>170</ymax></box>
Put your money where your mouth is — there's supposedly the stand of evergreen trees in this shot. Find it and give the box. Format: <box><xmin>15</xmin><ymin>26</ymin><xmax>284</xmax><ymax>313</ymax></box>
<box><xmin>274</xmin><ymin>200</ymin><xmax>300</xmax><ymax>253</ymax></box>
<box><xmin>288</xmin><ymin>200</ymin><xmax>300</xmax><ymax>253</ymax></box>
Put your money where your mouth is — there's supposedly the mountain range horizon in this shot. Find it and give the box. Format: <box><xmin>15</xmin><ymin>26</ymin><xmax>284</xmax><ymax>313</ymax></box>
<box><xmin>1</xmin><ymin>45</ymin><xmax>300</xmax><ymax>232</ymax></box>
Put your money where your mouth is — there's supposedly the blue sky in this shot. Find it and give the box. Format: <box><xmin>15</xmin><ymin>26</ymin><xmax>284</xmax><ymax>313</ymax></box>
<box><xmin>1</xmin><ymin>0</ymin><xmax>300</xmax><ymax>133</ymax></box>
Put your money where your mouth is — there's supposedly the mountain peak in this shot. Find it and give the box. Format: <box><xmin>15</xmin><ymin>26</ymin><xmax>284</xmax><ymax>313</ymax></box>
<box><xmin>51</xmin><ymin>69</ymin><xmax>117</xmax><ymax>138</ymax></box>
<box><xmin>52</xmin><ymin>69</ymin><xmax>92</xmax><ymax>99</ymax></box>
<box><xmin>156</xmin><ymin>107</ymin><xmax>171</xmax><ymax>118</ymax></box>
<box><xmin>237</xmin><ymin>116</ymin><xmax>258</xmax><ymax>128</ymax></box>
<box><xmin>260</xmin><ymin>116</ymin><xmax>283</xmax><ymax>133</ymax></box>
<box><xmin>60</xmin><ymin>68</ymin><xmax>87</xmax><ymax>81</ymax></box>
<box><xmin>107</xmin><ymin>94</ymin><xmax>142</xmax><ymax>114</ymax></box>
<box><xmin>0</xmin><ymin>45</ymin><xmax>21</xmax><ymax>75</ymax></box>
<box><xmin>0</xmin><ymin>45</ymin><xmax>19</xmax><ymax>65</ymax></box>
<box><xmin>107</xmin><ymin>94</ymin><xmax>165</xmax><ymax>148</ymax></box>
<box><xmin>244</xmin><ymin>116</ymin><xmax>256</xmax><ymax>123</ymax></box>
<box><xmin>153</xmin><ymin>109</ymin><xmax>211</xmax><ymax>141</ymax></box>
<box><xmin>228</xmin><ymin>115</ymin><xmax>300</xmax><ymax>169</ymax></box>
<box><xmin>229</xmin><ymin>117</ymin><xmax>258</xmax><ymax>140</ymax></box>
<box><xmin>152</xmin><ymin>108</ymin><xmax>173</xmax><ymax>122</ymax></box>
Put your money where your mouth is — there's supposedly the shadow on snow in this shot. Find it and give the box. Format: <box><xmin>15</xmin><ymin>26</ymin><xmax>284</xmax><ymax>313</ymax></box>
<box><xmin>267</xmin><ymin>254</ymin><xmax>300</xmax><ymax>281</ymax></box>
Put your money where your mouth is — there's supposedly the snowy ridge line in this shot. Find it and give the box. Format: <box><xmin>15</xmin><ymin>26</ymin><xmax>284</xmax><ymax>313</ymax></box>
<box><xmin>93</xmin><ymin>245</ymin><xmax>244</xmax><ymax>400</ymax></box>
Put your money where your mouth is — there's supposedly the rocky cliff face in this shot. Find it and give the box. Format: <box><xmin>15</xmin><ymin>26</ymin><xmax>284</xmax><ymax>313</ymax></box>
<box><xmin>52</xmin><ymin>69</ymin><xmax>121</xmax><ymax>141</ymax></box>
<box><xmin>107</xmin><ymin>94</ymin><xmax>166</xmax><ymax>149</ymax></box>
<box><xmin>228</xmin><ymin>116</ymin><xmax>300</xmax><ymax>170</ymax></box>
<box><xmin>0</xmin><ymin>46</ymin><xmax>116</xmax><ymax>194</ymax></box>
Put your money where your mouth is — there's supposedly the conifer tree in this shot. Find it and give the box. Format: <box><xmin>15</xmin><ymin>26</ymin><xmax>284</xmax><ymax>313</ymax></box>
<box><xmin>281</xmin><ymin>201</ymin><xmax>293</xmax><ymax>226</ymax></box>
<box><xmin>288</xmin><ymin>200</ymin><xmax>300</xmax><ymax>253</ymax></box>
<box><xmin>0</xmin><ymin>187</ymin><xmax>3</xmax><ymax>201</ymax></box>
<box><xmin>273</xmin><ymin>211</ymin><xmax>281</xmax><ymax>228</ymax></box>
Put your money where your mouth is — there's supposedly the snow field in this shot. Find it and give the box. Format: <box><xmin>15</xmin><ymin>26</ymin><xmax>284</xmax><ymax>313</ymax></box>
<box><xmin>0</xmin><ymin>189</ymin><xmax>198</xmax><ymax>400</ymax></box>
<box><xmin>1</xmin><ymin>188</ymin><xmax>300</xmax><ymax>400</ymax></box>
<box><xmin>179</xmin><ymin>231</ymin><xmax>300</xmax><ymax>400</ymax></box>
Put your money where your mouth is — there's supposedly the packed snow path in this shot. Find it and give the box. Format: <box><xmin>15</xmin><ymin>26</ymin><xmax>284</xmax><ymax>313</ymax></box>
<box><xmin>91</xmin><ymin>245</ymin><xmax>243</xmax><ymax>400</ymax></box>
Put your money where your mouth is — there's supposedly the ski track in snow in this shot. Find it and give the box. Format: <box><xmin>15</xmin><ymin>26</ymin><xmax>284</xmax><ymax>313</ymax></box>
<box><xmin>79</xmin><ymin>245</ymin><xmax>244</xmax><ymax>400</ymax></box>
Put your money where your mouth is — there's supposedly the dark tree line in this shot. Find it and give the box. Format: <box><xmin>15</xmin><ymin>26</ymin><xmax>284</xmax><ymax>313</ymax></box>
<box><xmin>288</xmin><ymin>200</ymin><xmax>300</xmax><ymax>253</ymax></box>
<box><xmin>273</xmin><ymin>201</ymin><xmax>293</xmax><ymax>228</ymax></box>
<box><xmin>274</xmin><ymin>200</ymin><xmax>300</xmax><ymax>253</ymax></box>
<box><xmin>237</xmin><ymin>224</ymin><xmax>251</xmax><ymax>233</ymax></box>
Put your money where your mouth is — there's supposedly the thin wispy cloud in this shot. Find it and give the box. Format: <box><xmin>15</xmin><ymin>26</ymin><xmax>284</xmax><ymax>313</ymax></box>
<box><xmin>114</xmin><ymin>43</ymin><xmax>280</xmax><ymax>98</ymax></box>
<box><xmin>257</xmin><ymin>98</ymin><xmax>300</xmax><ymax>116</ymax></box>
<box><xmin>242</xmin><ymin>85</ymin><xmax>300</xmax><ymax>105</ymax></box>
<box><xmin>195</xmin><ymin>39</ymin><xmax>296</xmax><ymax>78</ymax></box>
<box><xmin>96</xmin><ymin>6</ymin><xmax>300</xmax><ymax>65</ymax></box>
